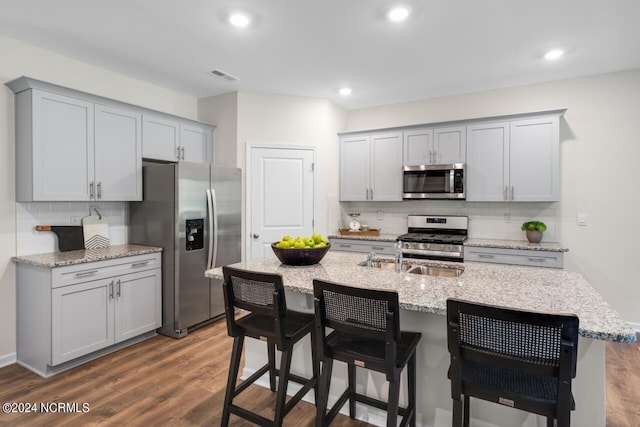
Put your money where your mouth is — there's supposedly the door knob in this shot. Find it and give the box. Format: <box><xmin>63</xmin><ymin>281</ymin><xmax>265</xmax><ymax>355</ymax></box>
<box><xmin>252</xmin><ymin>233</ymin><xmax>259</xmax><ymax>239</ymax></box>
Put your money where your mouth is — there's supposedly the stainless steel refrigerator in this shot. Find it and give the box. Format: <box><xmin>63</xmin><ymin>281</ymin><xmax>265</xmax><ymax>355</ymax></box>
<box><xmin>129</xmin><ymin>161</ymin><xmax>241</xmax><ymax>338</ymax></box>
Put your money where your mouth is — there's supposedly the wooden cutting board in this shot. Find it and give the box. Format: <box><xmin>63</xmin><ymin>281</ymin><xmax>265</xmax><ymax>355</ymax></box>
<box><xmin>35</xmin><ymin>225</ymin><xmax>85</xmax><ymax>252</ymax></box>
<box><xmin>82</xmin><ymin>214</ymin><xmax>110</xmax><ymax>249</ymax></box>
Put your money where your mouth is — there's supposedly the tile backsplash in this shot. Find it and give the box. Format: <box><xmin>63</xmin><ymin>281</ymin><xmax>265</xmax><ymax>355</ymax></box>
<box><xmin>16</xmin><ymin>202</ymin><xmax>127</xmax><ymax>256</ymax></box>
<box><xmin>334</xmin><ymin>200</ymin><xmax>558</xmax><ymax>242</ymax></box>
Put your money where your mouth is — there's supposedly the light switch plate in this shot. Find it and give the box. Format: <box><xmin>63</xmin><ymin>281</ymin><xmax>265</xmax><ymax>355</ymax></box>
<box><xmin>577</xmin><ymin>213</ymin><xmax>587</xmax><ymax>226</ymax></box>
<box><xmin>377</xmin><ymin>211</ymin><xmax>384</xmax><ymax>220</ymax></box>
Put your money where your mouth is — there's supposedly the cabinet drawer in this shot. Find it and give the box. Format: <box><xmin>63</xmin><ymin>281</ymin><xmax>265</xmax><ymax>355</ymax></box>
<box><xmin>464</xmin><ymin>246</ymin><xmax>563</xmax><ymax>269</ymax></box>
<box><xmin>52</xmin><ymin>253</ymin><xmax>161</xmax><ymax>288</ymax></box>
<box><xmin>330</xmin><ymin>238</ymin><xmax>396</xmax><ymax>255</ymax></box>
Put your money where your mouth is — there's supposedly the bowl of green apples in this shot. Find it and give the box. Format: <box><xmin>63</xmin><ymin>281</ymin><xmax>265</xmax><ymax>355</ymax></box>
<box><xmin>271</xmin><ymin>234</ymin><xmax>331</xmax><ymax>266</ymax></box>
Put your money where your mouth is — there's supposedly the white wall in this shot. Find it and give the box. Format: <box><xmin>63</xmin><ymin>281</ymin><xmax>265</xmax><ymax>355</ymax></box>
<box><xmin>235</xmin><ymin>92</ymin><xmax>347</xmax><ymax>244</ymax></box>
<box><xmin>198</xmin><ymin>92</ymin><xmax>238</xmax><ymax>167</ymax></box>
<box><xmin>0</xmin><ymin>35</ymin><xmax>199</xmax><ymax>365</ymax></box>
<box><xmin>345</xmin><ymin>69</ymin><xmax>640</xmax><ymax>327</ymax></box>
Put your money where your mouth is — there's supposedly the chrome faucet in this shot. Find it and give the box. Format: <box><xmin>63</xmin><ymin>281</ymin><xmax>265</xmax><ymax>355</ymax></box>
<box><xmin>367</xmin><ymin>251</ymin><xmax>376</xmax><ymax>268</ymax></box>
<box><xmin>395</xmin><ymin>241</ymin><xmax>403</xmax><ymax>273</ymax></box>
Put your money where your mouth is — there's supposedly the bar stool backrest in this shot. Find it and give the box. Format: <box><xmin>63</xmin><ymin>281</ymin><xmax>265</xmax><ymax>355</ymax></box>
<box><xmin>313</xmin><ymin>279</ymin><xmax>401</xmax><ymax>375</ymax></box>
<box><xmin>447</xmin><ymin>298</ymin><xmax>579</xmax><ymax>383</ymax></box>
<box><xmin>222</xmin><ymin>266</ymin><xmax>287</xmax><ymax>347</ymax></box>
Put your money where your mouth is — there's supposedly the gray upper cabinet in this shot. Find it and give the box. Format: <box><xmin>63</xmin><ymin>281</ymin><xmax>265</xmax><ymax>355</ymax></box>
<box><xmin>142</xmin><ymin>115</ymin><xmax>214</xmax><ymax>164</ymax></box>
<box><xmin>466</xmin><ymin>114</ymin><xmax>560</xmax><ymax>201</ymax></box>
<box><xmin>142</xmin><ymin>114</ymin><xmax>181</xmax><ymax>162</ymax></box>
<box><xmin>9</xmin><ymin>78</ymin><xmax>143</xmax><ymax>201</ymax></box>
<box><xmin>340</xmin><ymin>131</ymin><xmax>402</xmax><ymax>201</ymax></box>
<box><xmin>94</xmin><ymin>104</ymin><xmax>142</xmax><ymax>201</ymax></box>
<box><xmin>403</xmin><ymin>126</ymin><xmax>466</xmax><ymax>165</ymax></box>
<box><xmin>180</xmin><ymin>123</ymin><xmax>213</xmax><ymax>164</ymax></box>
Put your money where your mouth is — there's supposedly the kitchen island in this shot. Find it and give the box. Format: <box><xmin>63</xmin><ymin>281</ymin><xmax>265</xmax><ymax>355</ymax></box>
<box><xmin>206</xmin><ymin>252</ymin><xmax>635</xmax><ymax>427</ymax></box>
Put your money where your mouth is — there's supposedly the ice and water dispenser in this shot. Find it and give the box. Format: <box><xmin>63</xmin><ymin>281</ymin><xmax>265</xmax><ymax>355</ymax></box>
<box><xmin>185</xmin><ymin>219</ymin><xmax>204</xmax><ymax>251</ymax></box>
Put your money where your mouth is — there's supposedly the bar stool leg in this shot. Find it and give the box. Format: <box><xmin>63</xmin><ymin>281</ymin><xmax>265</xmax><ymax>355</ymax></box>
<box><xmin>315</xmin><ymin>358</ymin><xmax>334</xmax><ymax>427</ymax></box>
<box><xmin>408</xmin><ymin>352</ymin><xmax>417</xmax><ymax>427</ymax></box>
<box><xmin>310</xmin><ymin>331</ymin><xmax>320</xmax><ymax>404</ymax></box>
<box><xmin>348</xmin><ymin>364</ymin><xmax>356</xmax><ymax>419</ymax></box>
<box><xmin>221</xmin><ymin>335</ymin><xmax>244</xmax><ymax>427</ymax></box>
<box><xmin>273</xmin><ymin>348</ymin><xmax>293</xmax><ymax>427</ymax></box>
<box><xmin>267</xmin><ymin>343</ymin><xmax>277</xmax><ymax>392</ymax></box>
<box><xmin>387</xmin><ymin>379</ymin><xmax>400</xmax><ymax>427</ymax></box>
<box><xmin>463</xmin><ymin>395</ymin><xmax>470</xmax><ymax>427</ymax></box>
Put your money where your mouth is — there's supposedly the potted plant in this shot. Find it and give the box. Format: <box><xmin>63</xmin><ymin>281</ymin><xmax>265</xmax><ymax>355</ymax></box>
<box><xmin>521</xmin><ymin>221</ymin><xmax>547</xmax><ymax>243</ymax></box>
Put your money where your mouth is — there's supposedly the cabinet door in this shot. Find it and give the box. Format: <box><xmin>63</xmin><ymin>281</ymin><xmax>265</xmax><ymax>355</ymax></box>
<box><xmin>371</xmin><ymin>132</ymin><xmax>403</xmax><ymax>201</ymax></box>
<box><xmin>466</xmin><ymin>122</ymin><xmax>510</xmax><ymax>201</ymax></box>
<box><xmin>114</xmin><ymin>269</ymin><xmax>161</xmax><ymax>343</ymax></box>
<box><xmin>52</xmin><ymin>278</ymin><xmax>115</xmax><ymax>365</ymax></box>
<box><xmin>94</xmin><ymin>104</ymin><xmax>142</xmax><ymax>201</ymax></box>
<box><xmin>434</xmin><ymin>126</ymin><xmax>466</xmax><ymax>164</ymax></box>
<box><xmin>510</xmin><ymin>117</ymin><xmax>559</xmax><ymax>201</ymax></box>
<box><xmin>31</xmin><ymin>90</ymin><xmax>94</xmax><ymax>201</ymax></box>
<box><xmin>403</xmin><ymin>128</ymin><xmax>433</xmax><ymax>165</ymax></box>
<box><xmin>340</xmin><ymin>135</ymin><xmax>370</xmax><ymax>201</ymax></box>
<box><xmin>142</xmin><ymin>114</ymin><xmax>180</xmax><ymax>161</ymax></box>
<box><xmin>180</xmin><ymin>123</ymin><xmax>213</xmax><ymax>164</ymax></box>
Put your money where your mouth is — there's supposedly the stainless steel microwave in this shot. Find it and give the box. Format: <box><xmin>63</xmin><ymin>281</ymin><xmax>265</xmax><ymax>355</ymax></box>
<box><xmin>402</xmin><ymin>163</ymin><xmax>465</xmax><ymax>199</ymax></box>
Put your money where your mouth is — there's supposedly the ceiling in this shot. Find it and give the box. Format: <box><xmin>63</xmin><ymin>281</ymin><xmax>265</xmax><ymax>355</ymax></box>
<box><xmin>1</xmin><ymin>0</ymin><xmax>639</xmax><ymax>110</ymax></box>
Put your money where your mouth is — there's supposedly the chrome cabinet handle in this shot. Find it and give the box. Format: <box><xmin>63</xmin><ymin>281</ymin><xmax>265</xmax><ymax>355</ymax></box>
<box><xmin>527</xmin><ymin>258</ymin><xmax>546</xmax><ymax>263</ymax></box>
<box><xmin>504</xmin><ymin>186</ymin><xmax>508</xmax><ymax>201</ymax></box>
<box><xmin>176</xmin><ymin>146</ymin><xmax>181</xmax><ymax>160</ymax></box>
<box><xmin>109</xmin><ymin>281</ymin><xmax>114</xmax><ymax>299</ymax></box>
<box><xmin>478</xmin><ymin>254</ymin><xmax>495</xmax><ymax>259</ymax></box>
<box><xmin>131</xmin><ymin>261</ymin><xmax>149</xmax><ymax>268</ymax></box>
<box><xmin>429</xmin><ymin>150</ymin><xmax>433</xmax><ymax>163</ymax></box>
<box><xmin>371</xmin><ymin>246</ymin><xmax>385</xmax><ymax>251</ymax></box>
<box><xmin>252</xmin><ymin>233</ymin><xmax>259</xmax><ymax>239</ymax></box>
<box><xmin>510</xmin><ymin>185</ymin><xmax>514</xmax><ymax>200</ymax></box>
<box><xmin>370</xmin><ymin>188</ymin><xmax>373</xmax><ymax>200</ymax></box>
<box><xmin>75</xmin><ymin>270</ymin><xmax>98</xmax><ymax>278</ymax></box>
<box><xmin>116</xmin><ymin>279</ymin><xmax>121</xmax><ymax>298</ymax></box>
<box><xmin>339</xmin><ymin>244</ymin><xmax>351</xmax><ymax>248</ymax></box>
<box><xmin>90</xmin><ymin>181</ymin><xmax>95</xmax><ymax>199</ymax></box>
<box><xmin>97</xmin><ymin>182</ymin><xmax>102</xmax><ymax>200</ymax></box>
<box><xmin>181</xmin><ymin>147</ymin><xmax>185</xmax><ymax>160</ymax></box>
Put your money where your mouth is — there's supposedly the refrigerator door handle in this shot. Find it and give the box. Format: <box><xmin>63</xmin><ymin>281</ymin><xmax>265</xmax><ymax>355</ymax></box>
<box><xmin>206</xmin><ymin>188</ymin><xmax>219</xmax><ymax>270</ymax></box>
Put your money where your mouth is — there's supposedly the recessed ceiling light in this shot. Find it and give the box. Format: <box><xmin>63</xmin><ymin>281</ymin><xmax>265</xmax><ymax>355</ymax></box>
<box><xmin>387</xmin><ymin>6</ymin><xmax>410</xmax><ymax>22</ymax></box>
<box><xmin>339</xmin><ymin>87</ymin><xmax>352</xmax><ymax>96</ymax></box>
<box><xmin>544</xmin><ymin>49</ymin><xmax>564</xmax><ymax>60</ymax></box>
<box><xmin>229</xmin><ymin>12</ymin><xmax>252</xmax><ymax>28</ymax></box>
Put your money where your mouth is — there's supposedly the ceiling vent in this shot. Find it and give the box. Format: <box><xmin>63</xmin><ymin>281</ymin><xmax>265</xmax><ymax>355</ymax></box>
<box><xmin>210</xmin><ymin>69</ymin><xmax>239</xmax><ymax>82</ymax></box>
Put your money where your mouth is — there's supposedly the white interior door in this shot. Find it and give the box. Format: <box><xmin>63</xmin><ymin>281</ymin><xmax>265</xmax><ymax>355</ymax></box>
<box><xmin>248</xmin><ymin>146</ymin><xmax>315</xmax><ymax>260</ymax></box>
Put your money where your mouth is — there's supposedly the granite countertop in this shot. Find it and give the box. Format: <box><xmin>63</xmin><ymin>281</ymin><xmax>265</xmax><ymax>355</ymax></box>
<box><xmin>206</xmin><ymin>251</ymin><xmax>635</xmax><ymax>343</ymax></box>
<box><xmin>465</xmin><ymin>238</ymin><xmax>569</xmax><ymax>252</ymax></box>
<box><xmin>12</xmin><ymin>244</ymin><xmax>162</xmax><ymax>268</ymax></box>
<box><xmin>328</xmin><ymin>233</ymin><xmax>399</xmax><ymax>242</ymax></box>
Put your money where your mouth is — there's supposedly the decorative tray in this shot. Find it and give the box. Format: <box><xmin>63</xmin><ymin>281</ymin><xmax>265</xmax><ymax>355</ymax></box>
<box><xmin>338</xmin><ymin>228</ymin><xmax>381</xmax><ymax>236</ymax></box>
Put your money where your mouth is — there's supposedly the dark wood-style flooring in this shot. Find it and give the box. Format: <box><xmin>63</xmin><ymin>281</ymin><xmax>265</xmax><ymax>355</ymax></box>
<box><xmin>0</xmin><ymin>320</ymin><xmax>637</xmax><ymax>426</ymax></box>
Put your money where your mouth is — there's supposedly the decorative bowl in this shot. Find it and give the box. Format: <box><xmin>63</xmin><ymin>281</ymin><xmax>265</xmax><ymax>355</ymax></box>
<box><xmin>271</xmin><ymin>242</ymin><xmax>331</xmax><ymax>266</ymax></box>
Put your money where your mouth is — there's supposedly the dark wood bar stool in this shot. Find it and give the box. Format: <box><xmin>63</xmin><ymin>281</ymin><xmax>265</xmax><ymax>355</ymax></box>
<box><xmin>312</xmin><ymin>279</ymin><xmax>422</xmax><ymax>427</ymax></box>
<box><xmin>221</xmin><ymin>266</ymin><xmax>319</xmax><ymax>427</ymax></box>
<box><xmin>446</xmin><ymin>298</ymin><xmax>579</xmax><ymax>427</ymax></box>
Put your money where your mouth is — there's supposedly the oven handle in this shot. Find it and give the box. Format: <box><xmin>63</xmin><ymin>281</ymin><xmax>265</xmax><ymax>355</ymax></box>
<box><xmin>401</xmin><ymin>248</ymin><xmax>463</xmax><ymax>258</ymax></box>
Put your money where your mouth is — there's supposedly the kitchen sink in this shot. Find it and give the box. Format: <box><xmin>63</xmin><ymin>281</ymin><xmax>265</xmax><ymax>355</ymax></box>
<box><xmin>406</xmin><ymin>265</ymin><xmax>464</xmax><ymax>277</ymax></box>
<box><xmin>358</xmin><ymin>259</ymin><xmax>413</xmax><ymax>272</ymax></box>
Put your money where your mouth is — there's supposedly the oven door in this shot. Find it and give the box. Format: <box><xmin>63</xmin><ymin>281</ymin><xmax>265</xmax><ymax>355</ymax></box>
<box><xmin>402</xmin><ymin>163</ymin><xmax>465</xmax><ymax>199</ymax></box>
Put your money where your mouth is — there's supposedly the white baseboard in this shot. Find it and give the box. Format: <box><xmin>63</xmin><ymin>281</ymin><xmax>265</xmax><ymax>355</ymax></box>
<box><xmin>627</xmin><ymin>321</ymin><xmax>640</xmax><ymax>333</ymax></box>
<box><xmin>0</xmin><ymin>352</ymin><xmax>17</xmax><ymax>368</ymax></box>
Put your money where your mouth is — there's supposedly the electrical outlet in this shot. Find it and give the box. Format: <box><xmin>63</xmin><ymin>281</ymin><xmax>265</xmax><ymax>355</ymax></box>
<box><xmin>377</xmin><ymin>211</ymin><xmax>384</xmax><ymax>220</ymax></box>
<box><xmin>70</xmin><ymin>216</ymin><xmax>81</xmax><ymax>226</ymax></box>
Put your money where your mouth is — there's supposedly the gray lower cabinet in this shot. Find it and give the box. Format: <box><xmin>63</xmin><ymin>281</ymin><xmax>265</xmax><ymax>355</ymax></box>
<box><xmin>464</xmin><ymin>246</ymin><xmax>564</xmax><ymax>268</ymax></box>
<box><xmin>17</xmin><ymin>253</ymin><xmax>161</xmax><ymax>377</ymax></box>
<box><xmin>330</xmin><ymin>238</ymin><xmax>396</xmax><ymax>255</ymax></box>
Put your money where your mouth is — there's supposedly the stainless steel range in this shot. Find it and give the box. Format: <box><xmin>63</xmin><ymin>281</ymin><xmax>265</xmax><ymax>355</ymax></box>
<box><xmin>397</xmin><ymin>215</ymin><xmax>468</xmax><ymax>262</ymax></box>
